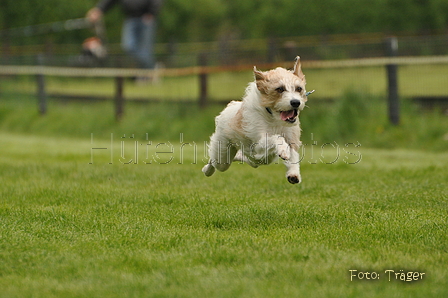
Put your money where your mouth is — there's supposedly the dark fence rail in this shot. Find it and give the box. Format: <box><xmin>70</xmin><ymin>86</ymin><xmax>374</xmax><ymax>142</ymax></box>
<box><xmin>2</xmin><ymin>32</ymin><xmax>448</xmax><ymax>123</ymax></box>
<box><xmin>1</xmin><ymin>55</ymin><xmax>447</xmax><ymax>122</ymax></box>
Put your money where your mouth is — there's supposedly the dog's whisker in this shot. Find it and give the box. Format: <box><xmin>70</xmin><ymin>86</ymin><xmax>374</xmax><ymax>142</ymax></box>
<box><xmin>305</xmin><ymin>90</ymin><xmax>315</xmax><ymax>96</ymax></box>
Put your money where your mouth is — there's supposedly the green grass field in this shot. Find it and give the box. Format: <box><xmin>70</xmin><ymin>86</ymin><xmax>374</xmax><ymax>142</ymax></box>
<box><xmin>1</xmin><ymin>131</ymin><xmax>447</xmax><ymax>297</ymax></box>
<box><xmin>1</xmin><ymin>68</ymin><xmax>447</xmax><ymax>297</ymax></box>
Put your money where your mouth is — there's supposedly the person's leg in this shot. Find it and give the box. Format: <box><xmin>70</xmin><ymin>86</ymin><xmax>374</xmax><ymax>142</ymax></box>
<box><xmin>121</xmin><ymin>18</ymin><xmax>139</xmax><ymax>61</ymax></box>
<box><xmin>135</xmin><ymin>17</ymin><xmax>155</xmax><ymax>69</ymax></box>
<box><xmin>122</xmin><ymin>17</ymin><xmax>156</xmax><ymax>70</ymax></box>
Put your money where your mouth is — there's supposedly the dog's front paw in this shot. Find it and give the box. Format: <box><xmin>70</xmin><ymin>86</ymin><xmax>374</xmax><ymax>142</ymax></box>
<box><xmin>277</xmin><ymin>143</ymin><xmax>290</xmax><ymax>160</ymax></box>
<box><xmin>287</xmin><ymin>174</ymin><xmax>301</xmax><ymax>184</ymax></box>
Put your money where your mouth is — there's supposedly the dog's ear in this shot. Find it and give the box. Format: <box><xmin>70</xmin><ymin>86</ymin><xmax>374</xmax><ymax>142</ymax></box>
<box><xmin>253</xmin><ymin>66</ymin><xmax>266</xmax><ymax>81</ymax></box>
<box><xmin>293</xmin><ymin>56</ymin><xmax>305</xmax><ymax>80</ymax></box>
<box><xmin>254</xmin><ymin>66</ymin><xmax>268</xmax><ymax>94</ymax></box>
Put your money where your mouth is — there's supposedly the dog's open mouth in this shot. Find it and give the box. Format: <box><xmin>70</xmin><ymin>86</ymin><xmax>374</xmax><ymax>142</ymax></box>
<box><xmin>280</xmin><ymin>109</ymin><xmax>298</xmax><ymax>123</ymax></box>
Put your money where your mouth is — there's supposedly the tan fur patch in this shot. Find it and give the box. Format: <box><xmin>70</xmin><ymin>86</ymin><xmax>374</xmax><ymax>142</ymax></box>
<box><xmin>254</xmin><ymin>67</ymin><xmax>306</xmax><ymax>108</ymax></box>
<box><xmin>230</xmin><ymin>108</ymin><xmax>244</xmax><ymax>133</ymax></box>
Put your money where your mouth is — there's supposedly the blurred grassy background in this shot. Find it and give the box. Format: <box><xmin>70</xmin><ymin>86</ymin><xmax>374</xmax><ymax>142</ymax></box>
<box><xmin>2</xmin><ymin>64</ymin><xmax>448</xmax><ymax>100</ymax></box>
<box><xmin>0</xmin><ymin>88</ymin><xmax>446</xmax><ymax>151</ymax></box>
<box><xmin>1</xmin><ymin>62</ymin><xmax>447</xmax><ymax>151</ymax></box>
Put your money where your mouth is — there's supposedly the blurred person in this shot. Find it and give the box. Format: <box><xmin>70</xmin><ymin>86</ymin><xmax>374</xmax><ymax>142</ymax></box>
<box><xmin>87</xmin><ymin>0</ymin><xmax>162</xmax><ymax>69</ymax></box>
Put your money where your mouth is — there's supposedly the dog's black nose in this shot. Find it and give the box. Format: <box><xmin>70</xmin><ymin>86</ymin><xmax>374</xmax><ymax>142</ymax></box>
<box><xmin>290</xmin><ymin>99</ymin><xmax>301</xmax><ymax>108</ymax></box>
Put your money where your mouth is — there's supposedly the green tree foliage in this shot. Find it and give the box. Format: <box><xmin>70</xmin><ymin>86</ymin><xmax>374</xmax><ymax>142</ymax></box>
<box><xmin>223</xmin><ymin>0</ymin><xmax>448</xmax><ymax>39</ymax></box>
<box><xmin>158</xmin><ymin>0</ymin><xmax>227</xmax><ymax>42</ymax></box>
<box><xmin>1</xmin><ymin>0</ymin><xmax>95</xmax><ymax>44</ymax></box>
<box><xmin>1</xmin><ymin>0</ymin><xmax>447</xmax><ymax>43</ymax></box>
<box><xmin>1</xmin><ymin>0</ymin><xmax>92</xmax><ymax>28</ymax></box>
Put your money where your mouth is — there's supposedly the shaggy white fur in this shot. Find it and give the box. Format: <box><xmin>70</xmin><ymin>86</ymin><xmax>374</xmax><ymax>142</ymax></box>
<box><xmin>202</xmin><ymin>57</ymin><xmax>309</xmax><ymax>184</ymax></box>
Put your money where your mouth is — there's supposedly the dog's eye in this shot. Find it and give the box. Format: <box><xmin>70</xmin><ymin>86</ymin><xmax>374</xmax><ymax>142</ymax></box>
<box><xmin>296</xmin><ymin>86</ymin><xmax>303</xmax><ymax>93</ymax></box>
<box><xmin>276</xmin><ymin>86</ymin><xmax>286</xmax><ymax>93</ymax></box>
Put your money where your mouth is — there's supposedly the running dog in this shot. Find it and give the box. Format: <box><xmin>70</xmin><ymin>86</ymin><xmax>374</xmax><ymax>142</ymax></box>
<box><xmin>202</xmin><ymin>56</ymin><xmax>312</xmax><ymax>184</ymax></box>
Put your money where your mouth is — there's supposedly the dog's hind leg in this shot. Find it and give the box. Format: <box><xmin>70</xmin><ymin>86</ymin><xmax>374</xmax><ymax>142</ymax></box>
<box><xmin>233</xmin><ymin>150</ymin><xmax>254</xmax><ymax>165</ymax></box>
<box><xmin>203</xmin><ymin>137</ymin><xmax>238</xmax><ymax>176</ymax></box>
<box><xmin>234</xmin><ymin>150</ymin><xmax>259</xmax><ymax>168</ymax></box>
<box><xmin>202</xmin><ymin>162</ymin><xmax>216</xmax><ymax>176</ymax></box>
<box><xmin>212</xmin><ymin>144</ymin><xmax>238</xmax><ymax>172</ymax></box>
<box><xmin>233</xmin><ymin>150</ymin><xmax>244</xmax><ymax>163</ymax></box>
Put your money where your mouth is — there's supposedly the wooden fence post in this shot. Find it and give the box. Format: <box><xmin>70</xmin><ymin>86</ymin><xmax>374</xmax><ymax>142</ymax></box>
<box><xmin>198</xmin><ymin>53</ymin><xmax>208</xmax><ymax>108</ymax></box>
<box><xmin>36</xmin><ymin>54</ymin><xmax>47</xmax><ymax>115</ymax></box>
<box><xmin>114</xmin><ymin>76</ymin><xmax>124</xmax><ymax>121</ymax></box>
<box><xmin>385</xmin><ymin>37</ymin><xmax>399</xmax><ymax>125</ymax></box>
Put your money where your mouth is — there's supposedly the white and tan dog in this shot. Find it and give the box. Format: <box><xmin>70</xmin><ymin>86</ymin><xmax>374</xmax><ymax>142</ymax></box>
<box><xmin>202</xmin><ymin>56</ymin><xmax>311</xmax><ymax>184</ymax></box>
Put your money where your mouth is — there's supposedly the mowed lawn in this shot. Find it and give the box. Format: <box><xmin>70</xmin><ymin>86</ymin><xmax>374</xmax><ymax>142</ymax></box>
<box><xmin>0</xmin><ymin>132</ymin><xmax>447</xmax><ymax>297</ymax></box>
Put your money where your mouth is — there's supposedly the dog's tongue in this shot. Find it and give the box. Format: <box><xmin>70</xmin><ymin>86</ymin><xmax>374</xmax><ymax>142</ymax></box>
<box><xmin>281</xmin><ymin>110</ymin><xmax>295</xmax><ymax>121</ymax></box>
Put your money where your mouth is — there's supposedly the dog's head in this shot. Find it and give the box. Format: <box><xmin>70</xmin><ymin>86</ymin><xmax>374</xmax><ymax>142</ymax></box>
<box><xmin>254</xmin><ymin>56</ymin><xmax>308</xmax><ymax>125</ymax></box>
